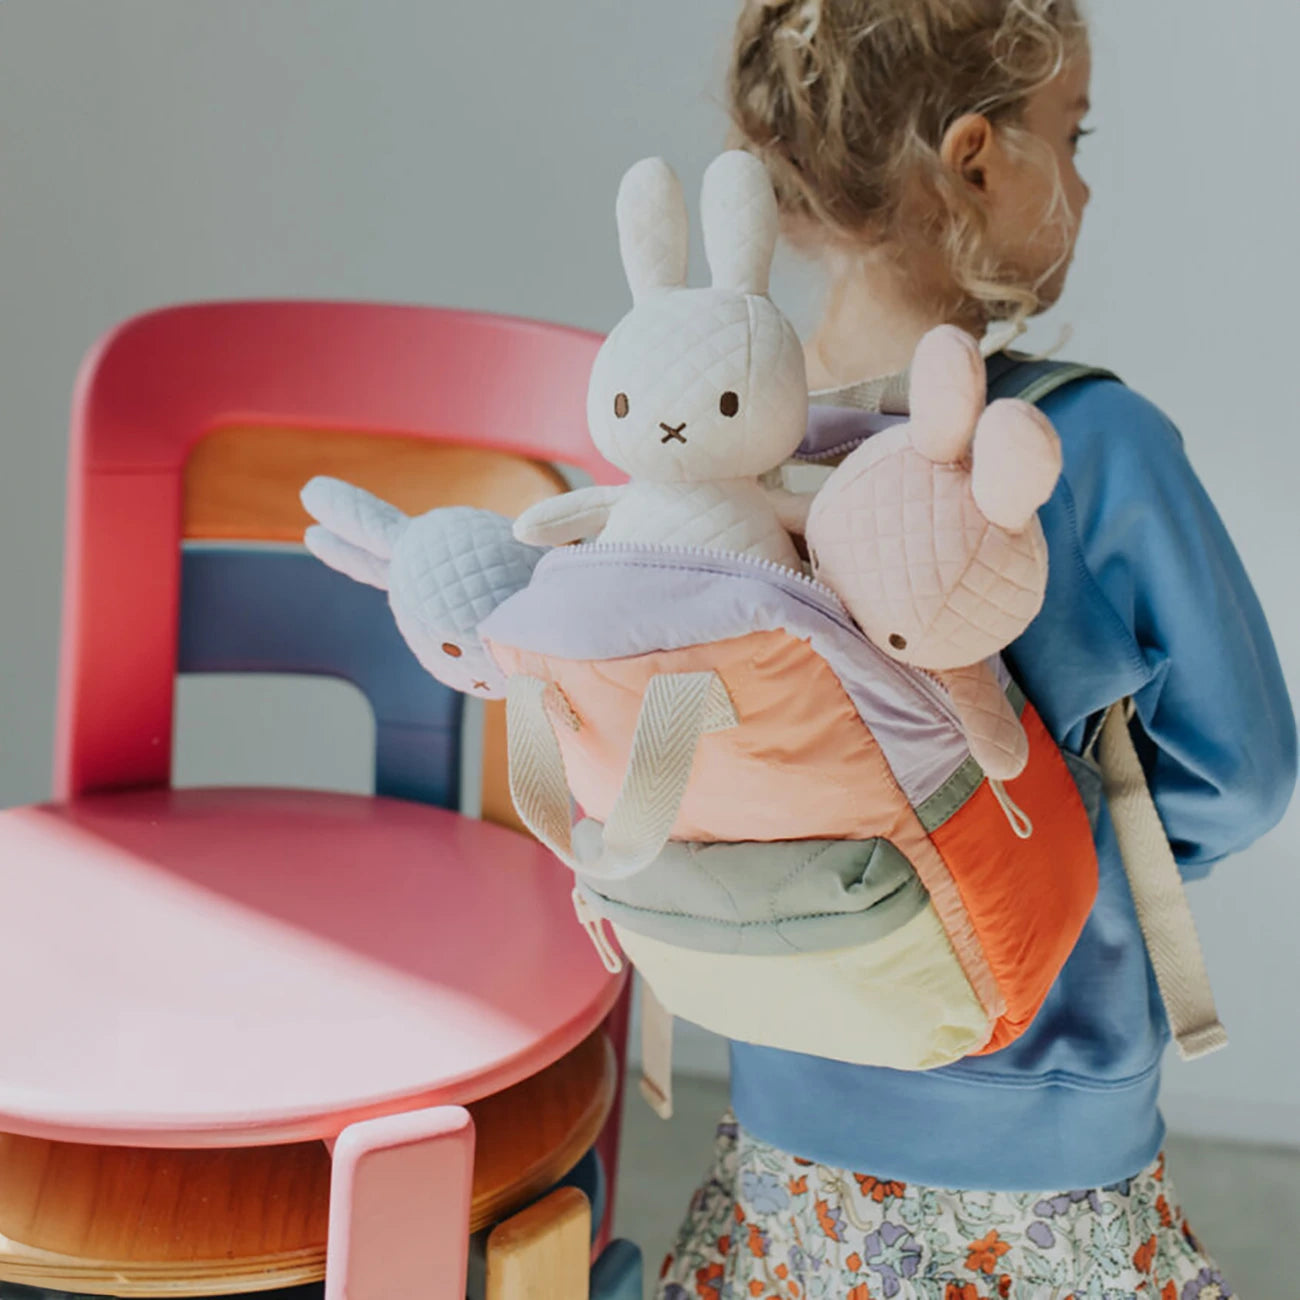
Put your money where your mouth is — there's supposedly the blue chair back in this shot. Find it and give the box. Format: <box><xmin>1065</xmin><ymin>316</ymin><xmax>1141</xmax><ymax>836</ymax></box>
<box><xmin>178</xmin><ymin>545</ymin><xmax>462</xmax><ymax>808</ymax></box>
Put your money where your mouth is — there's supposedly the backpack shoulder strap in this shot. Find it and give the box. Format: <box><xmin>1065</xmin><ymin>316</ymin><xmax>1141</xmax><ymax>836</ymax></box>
<box><xmin>1092</xmin><ymin>703</ymin><xmax>1229</xmax><ymax>1060</ymax></box>
<box><xmin>991</xmin><ymin>354</ymin><xmax>1227</xmax><ymax>1060</ymax></box>
<box><xmin>985</xmin><ymin>352</ymin><xmax>1120</xmax><ymax>406</ymax></box>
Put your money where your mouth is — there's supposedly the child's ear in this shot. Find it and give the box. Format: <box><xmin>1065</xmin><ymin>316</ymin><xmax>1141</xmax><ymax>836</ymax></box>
<box><xmin>940</xmin><ymin>113</ymin><xmax>999</xmax><ymax>194</ymax></box>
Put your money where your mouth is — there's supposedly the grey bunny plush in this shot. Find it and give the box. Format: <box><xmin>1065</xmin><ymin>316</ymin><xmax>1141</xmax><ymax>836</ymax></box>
<box><xmin>300</xmin><ymin>476</ymin><xmax>543</xmax><ymax>698</ymax></box>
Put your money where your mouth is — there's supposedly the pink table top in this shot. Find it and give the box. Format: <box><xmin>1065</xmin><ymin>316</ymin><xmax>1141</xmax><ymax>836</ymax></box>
<box><xmin>0</xmin><ymin>787</ymin><xmax>622</xmax><ymax>1147</ymax></box>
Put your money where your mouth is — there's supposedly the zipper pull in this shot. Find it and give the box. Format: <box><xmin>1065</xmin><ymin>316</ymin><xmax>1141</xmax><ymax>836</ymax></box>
<box><xmin>572</xmin><ymin>889</ymin><xmax>624</xmax><ymax>973</ymax></box>
<box><xmin>990</xmin><ymin>779</ymin><xmax>1033</xmax><ymax>839</ymax></box>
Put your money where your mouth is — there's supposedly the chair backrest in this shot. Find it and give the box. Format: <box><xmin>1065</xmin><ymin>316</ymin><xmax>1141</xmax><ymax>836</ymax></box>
<box><xmin>176</xmin><ymin>546</ymin><xmax>463</xmax><ymax>808</ymax></box>
<box><xmin>56</xmin><ymin>301</ymin><xmax>610</xmax><ymax>816</ymax></box>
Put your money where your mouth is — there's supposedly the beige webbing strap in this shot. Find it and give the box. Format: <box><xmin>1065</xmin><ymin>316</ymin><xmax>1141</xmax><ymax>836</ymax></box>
<box><xmin>505</xmin><ymin>671</ymin><xmax>737</xmax><ymax>881</ymax></box>
<box><xmin>638</xmin><ymin>979</ymin><xmax>675</xmax><ymax>1121</ymax></box>
<box><xmin>811</xmin><ymin>366</ymin><xmax>912</xmax><ymax>414</ymax></box>
<box><xmin>1095</xmin><ymin>701</ymin><xmax>1228</xmax><ymax>1060</ymax></box>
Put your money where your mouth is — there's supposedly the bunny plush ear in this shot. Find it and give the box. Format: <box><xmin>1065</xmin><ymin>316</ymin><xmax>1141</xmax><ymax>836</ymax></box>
<box><xmin>907</xmin><ymin>325</ymin><xmax>985</xmax><ymax>464</ymax></box>
<box><xmin>616</xmin><ymin>157</ymin><xmax>689</xmax><ymax>302</ymax></box>
<box><xmin>304</xmin><ymin>525</ymin><xmax>391</xmax><ymax>590</ymax></box>
<box><xmin>300</xmin><ymin>476</ymin><xmax>410</xmax><ymax>589</ymax></box>
<box><xmin>301</xmin><ymin>476</ymin><xmax>407</xmax><ymax>558</ymax></box>
<box><xmin>971</xmin><ymin>401</ymin><xmax>1062</xmax><ymax>533</ymax></box>
<box><xmin>700</xmin><ymin>150</ymin><xmax>779</xmax><ymax>295</ymax></box>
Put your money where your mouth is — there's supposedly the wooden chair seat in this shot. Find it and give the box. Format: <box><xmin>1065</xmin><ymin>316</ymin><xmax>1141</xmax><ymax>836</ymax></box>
<box><xmin>0</xmin><ymin>1033</ymin><xmax>615</xmax><ymax>1297</ymax></box>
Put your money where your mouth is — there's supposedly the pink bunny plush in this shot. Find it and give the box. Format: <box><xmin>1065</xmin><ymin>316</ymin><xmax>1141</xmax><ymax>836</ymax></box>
<box><xmin>805</xmin><ymin>325</ymin><xmax>1063</xmax><ymax>780</ymax></box>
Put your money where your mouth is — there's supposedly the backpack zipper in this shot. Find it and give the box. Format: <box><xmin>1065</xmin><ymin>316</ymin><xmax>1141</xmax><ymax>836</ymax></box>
<box><xmin>791</xmin><ymin>438</ymin><xmax>873</xmax><ymax>464</ymax></box>
<box><xmin>536</xmin><ymin>541</ymin><xmax>962</xmax><ymax>729</ymax></box>
<box><xmin>572</xmin><ymin>888</ymin><xmax>624</xmax><ymax>973</ymax></box>
<box><xmin>538</xmin><ymin>545</ymin><xmax>1032</xmax><ymax>842</ymax></box>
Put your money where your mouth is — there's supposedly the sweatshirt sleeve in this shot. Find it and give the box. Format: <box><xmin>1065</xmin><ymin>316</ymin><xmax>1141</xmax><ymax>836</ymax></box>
<box><xmin>1042</xmin><ymin>379</ymin><xmax>1296</xmax><ymax>877</ymax></box>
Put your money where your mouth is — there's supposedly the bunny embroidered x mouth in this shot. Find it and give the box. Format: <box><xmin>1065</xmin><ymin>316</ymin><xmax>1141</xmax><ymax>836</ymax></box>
<box><xmin>298</xmin><ymin>490</ymin><xmax>545</xmax><ymax>701</ymax></box>
<box><xmin>510</xmin><ymin>151</ymin><xmax>814</xmax><ymax>569</ymax></box>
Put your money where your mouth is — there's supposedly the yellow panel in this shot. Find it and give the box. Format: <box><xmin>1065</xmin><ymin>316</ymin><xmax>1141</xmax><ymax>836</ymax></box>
<box><xmin>183</xmin><ymin>425</ymin><xmax>568</xmax><ymax>542</ymax></box>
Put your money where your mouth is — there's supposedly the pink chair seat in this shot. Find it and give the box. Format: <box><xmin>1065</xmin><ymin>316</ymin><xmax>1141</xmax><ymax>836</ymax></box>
<box><xmin>0</xmin><ymin>787</ymin><xmax>619</xmax><ymax>1148</ymax></box>
<box><xmin>15</xmin><ymin>303</ymin><xmax>635</xmax><ymax>1295</ymax></box>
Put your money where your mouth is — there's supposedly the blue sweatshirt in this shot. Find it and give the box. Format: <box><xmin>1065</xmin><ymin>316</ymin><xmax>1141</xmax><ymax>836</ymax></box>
<box><xmin>730</xmin><ymin>371</ymin><xmax>1297</xmax><ymax>1192</ymax></box>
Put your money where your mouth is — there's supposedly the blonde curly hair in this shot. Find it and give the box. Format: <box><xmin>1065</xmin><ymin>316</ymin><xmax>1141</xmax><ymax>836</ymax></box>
<box><xmin>728</xmin><ymin>0</ymin><xmax>1087</xmax><ymax>325</ymax></box>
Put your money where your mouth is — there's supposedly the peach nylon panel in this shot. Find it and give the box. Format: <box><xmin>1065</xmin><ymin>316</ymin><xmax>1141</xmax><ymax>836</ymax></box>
<box><xmin>488</xmin><ymin>630</ymin><xmax>1002</xmax><ymax>1022</ymax></box>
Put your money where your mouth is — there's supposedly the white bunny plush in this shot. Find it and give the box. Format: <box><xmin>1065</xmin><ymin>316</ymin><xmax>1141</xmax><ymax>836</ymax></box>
<box><xmin>300</xmin><ymin>476</ymin><xmax>544</xmax><ymax>699</ymax></box>
<box><xmin>512</xmin><ymin>151</ymin><xmax>813</xmax><ymax>570</ymax></box>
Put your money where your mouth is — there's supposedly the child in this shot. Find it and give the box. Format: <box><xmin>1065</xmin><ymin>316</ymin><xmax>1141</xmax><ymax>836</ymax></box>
<box><xmin>657</xmin><ymin>2</ymin><xmax>1296</xmax><ymax>1297</ymax></box>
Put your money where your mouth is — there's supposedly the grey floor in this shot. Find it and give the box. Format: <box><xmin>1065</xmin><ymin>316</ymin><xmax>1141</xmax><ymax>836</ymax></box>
<box><xmin>616</xmin><ymin>1075</ymin><xmax>1300</xmax><ymax>1300</ymax></box>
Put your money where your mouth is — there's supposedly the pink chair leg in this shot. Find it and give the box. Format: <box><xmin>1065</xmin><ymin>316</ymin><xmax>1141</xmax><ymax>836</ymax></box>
<box><xmin>326</xmin><ymin>1105</ymin><xmax>476</xmax><ymax>1300</ymax></box>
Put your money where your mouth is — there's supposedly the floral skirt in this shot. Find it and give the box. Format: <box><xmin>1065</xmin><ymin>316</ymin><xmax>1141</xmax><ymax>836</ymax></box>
<box><xmin>656</xmin><ymin>1114</ymin><xmax>1233</xmax><ymax>1300</ymax></box>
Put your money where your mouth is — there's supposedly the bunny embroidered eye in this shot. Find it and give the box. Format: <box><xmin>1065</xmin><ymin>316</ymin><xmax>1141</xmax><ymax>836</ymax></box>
<box><xmin>614</xmin><ymin>393</ymin><xmax>630</xmax><ymax>418</ymax></box>
<box><xmin>719</xmin><ymin>390</ymin><xmax>740</xmax><ymax>417</ymax></box>
<box><xmin>889</xmin><ymin>634</ymin><xmax>908</xmax><ymax>651</ymax></box>
<box><xmin>442</xmin><ymin>642</ymin><xmax>463</xmax><ymax>658</ymax></box>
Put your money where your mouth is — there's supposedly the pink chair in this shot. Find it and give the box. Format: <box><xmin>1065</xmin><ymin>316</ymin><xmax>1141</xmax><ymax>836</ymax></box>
<box><xmin>0</xmin><ymin>301</ymin><xmax>631</xmax><ymax>1298</ymax></box>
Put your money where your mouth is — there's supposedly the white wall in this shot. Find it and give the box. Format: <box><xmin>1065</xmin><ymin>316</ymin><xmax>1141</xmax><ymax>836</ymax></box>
<box><xmin>0</xmin><ymin>1</ymin><xmax>1295</xmax><ymax>1144</ymax></box>
<box><xmin>1022</xmin><ymin>6</ymin><xmax>1300</xmax><ymax>1146</ymax></box>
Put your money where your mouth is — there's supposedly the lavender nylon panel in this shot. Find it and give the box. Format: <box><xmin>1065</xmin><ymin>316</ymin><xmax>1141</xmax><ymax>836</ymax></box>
<box><xmin>480</xmin><ymin>550</ymin><xmax>975</xmax><ymax>808</ymax></box>
<box><xmin>796</xmin><ymin>407</ymin><xmax>906</xmax><ymax>461</ymax></box>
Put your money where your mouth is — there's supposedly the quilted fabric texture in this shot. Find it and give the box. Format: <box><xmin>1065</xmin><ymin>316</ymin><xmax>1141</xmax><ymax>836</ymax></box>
<box><xmin>804</xmin><ymin>324</ymin><xmax>1063</xmax><ymax>780</ymax></box>
<box><xmin>302</xmin><ymin>475</ymin><xmax>405</xmax><ymax>576</ymax></box>
<box><xmin>589</xmin><ymin>291</ymin><xmax>804</xmax><ymax>484</ymax></box>
<box><xmin>943</xmin><ymin>660</ymin><xmax>1032</xmax><ymax>780</ymax></box>
<box><xmin>514</xmin><ymin>150</ymin><xmax>812</xmax><ymax>570</ymax></box>
<box><xmin>616</xmin><ymin>156</ymin><xmax>689</xmax><ymax>302</ymax></box>
<box><xmin>699</xmin><ymin>149</ymin><xmax>778</xmax><ymax>295</ymax></box>
<box><xmin>388</xmin><ymin>507</ymin><xmax>543</xmax><ymax>697</ymax></box>
<box><xmin>598</xmin><ymin>479</ymin><xmax>799</xmax><ymax>558</ymax></box>
<box><xmin>808</xmin><ymin>435</ymin><xmax>1048</xmax><ymax>671</ymax></box>
<box><xmin>301</xmin><ymin>475</ymin><xmax>542</xmax><ymax>700</ymax></box>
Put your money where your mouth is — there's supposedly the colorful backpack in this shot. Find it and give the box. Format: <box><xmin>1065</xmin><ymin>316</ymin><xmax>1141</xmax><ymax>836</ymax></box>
<box><xmin>302</xmin><ymin>152</ymin><xmax>1226</xmax><ymax>1117</ymax></box>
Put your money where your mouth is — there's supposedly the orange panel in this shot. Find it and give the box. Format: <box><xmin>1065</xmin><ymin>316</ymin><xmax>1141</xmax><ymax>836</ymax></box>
<box><xmin>182</xmin><ymin>425</ymin><xmax>568</xmax><ymax>542</ymax></box>
<box><xmin>930</xmin><ymin>705</ymin><xmax>1100</xmax><ymax>1055</ymax></box>
<box><xmin>488</xmin><ymin>631</ymin><xmax>1004</xmax><ymax>1018</ymax></box>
